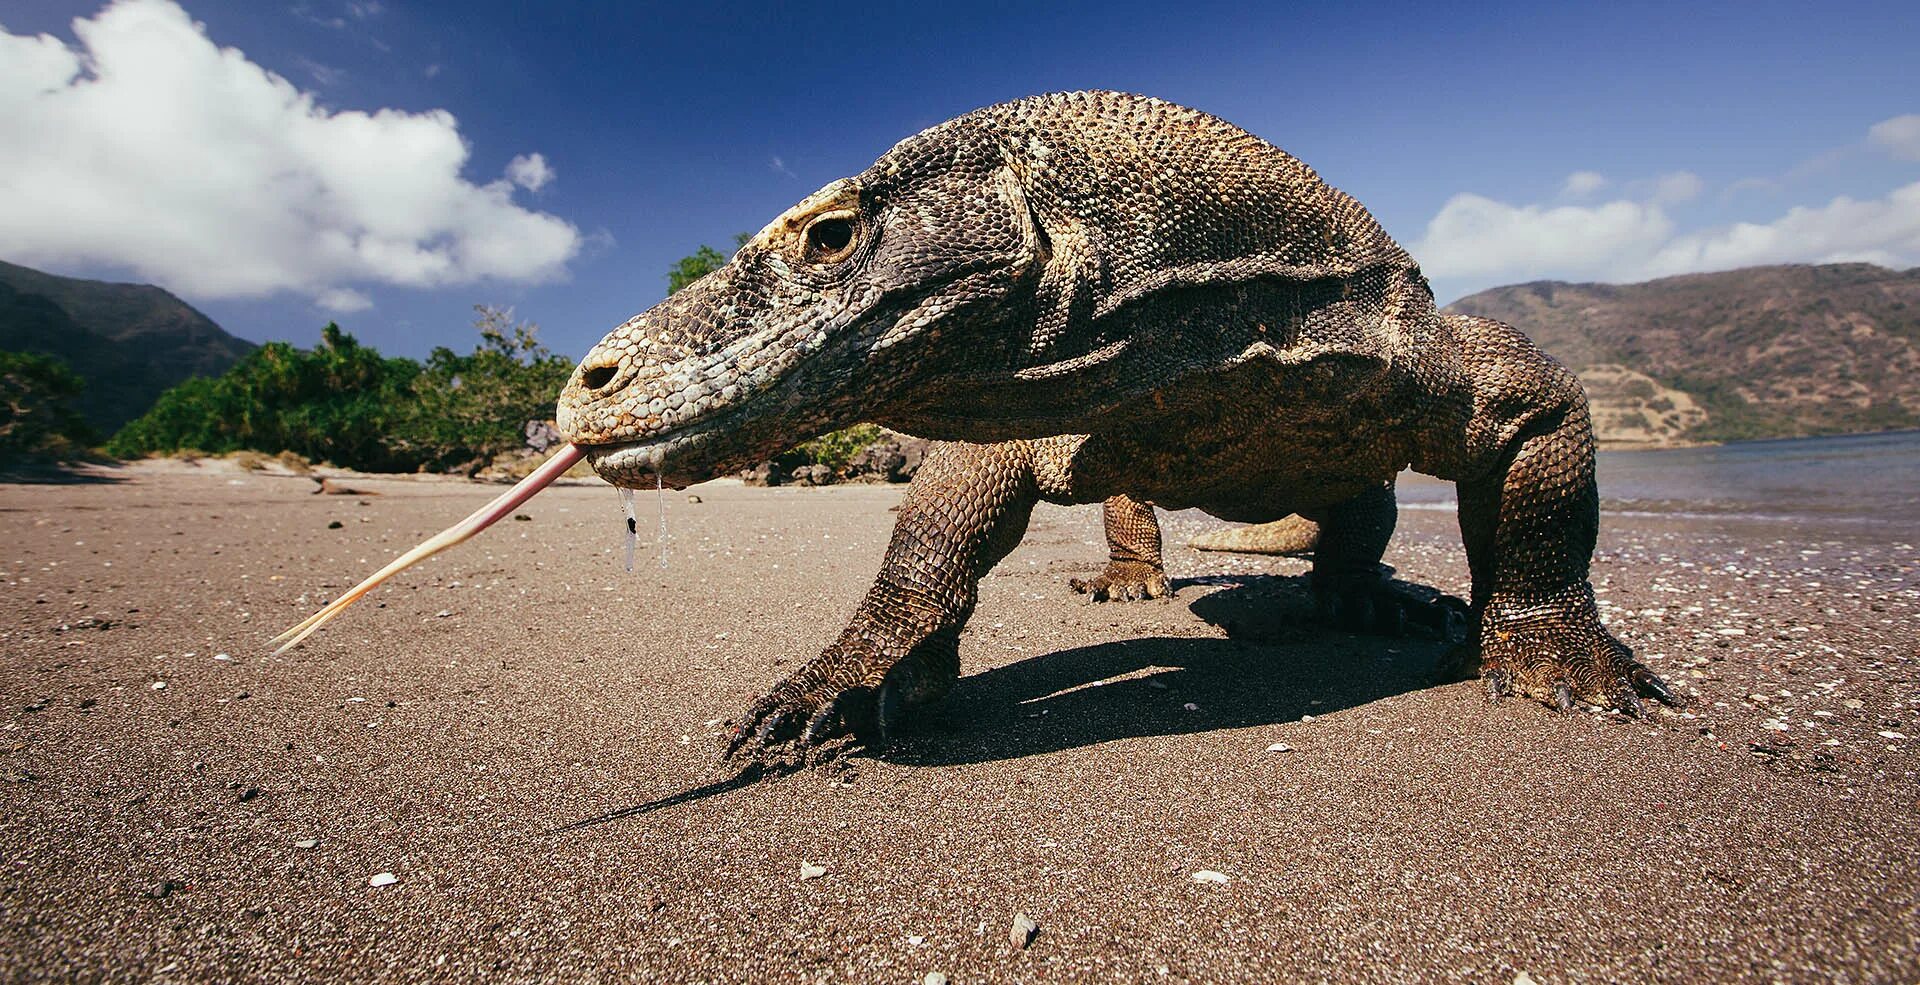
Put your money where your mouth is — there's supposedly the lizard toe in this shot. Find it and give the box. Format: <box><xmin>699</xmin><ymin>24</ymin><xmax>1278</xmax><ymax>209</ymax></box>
<box><xmin>1068</xmin><ymin>561</ymin><xmax>1173</xmax><ymax>604</ymax></box>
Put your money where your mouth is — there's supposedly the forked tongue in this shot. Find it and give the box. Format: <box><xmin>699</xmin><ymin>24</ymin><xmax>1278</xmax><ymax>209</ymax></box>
<box><xmin>269</xmin><ymin>443</ymin><xmax>588</xmax><ymax>654</ymax></box>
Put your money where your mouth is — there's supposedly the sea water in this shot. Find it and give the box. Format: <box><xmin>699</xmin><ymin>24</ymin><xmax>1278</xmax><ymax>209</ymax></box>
<box><xmin>1396</xmin><ymin>429</ymin><xmax>1920</xmax><ymax>533</ymax></box>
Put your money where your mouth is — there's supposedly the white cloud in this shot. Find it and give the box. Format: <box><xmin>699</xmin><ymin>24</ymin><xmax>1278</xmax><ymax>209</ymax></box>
<box><xmin>1646</xmin><ymin>170</ymin><xmax>1703</xmax><ymax>205</ymax></box>
<box><xmin>0</xmin><ymin>0</ymin><xmax>580</xmax><ymax>308</ymax></box>
<box><xmin>1644</xmin><ymin>182</ymin><xmax>1920</xmax><ymax>276</ymax></box>
<box><xmin>1869</xmin><ymin>114</ymin><xmax>1920</xmax><ymax>161</ymax></box>
<box><xmin>1416</xmin><ymin>181</ymin><xmax>1920</xmax><ymax>290</ymax></box>
<box><xmin>315</xmin><ymin>287</ymin><xmax>373</xmax><ymax>313</ymax></box>
<box><xmin>506</xmin><ymin>152</ymin><xmax>554</xmax><ymax>192</ymax></box>
<box><xmin>1414</xmin><ymin>195</ymin><xmax>1675</xmax><ymax>280</ymax></box>
<box><xmin>1561</xmin><ymin>170</ymin><xmax>1607</xmax><ymax>198</ymax></box>
<box><xmin>769</xmin><ymin>155</ymin><xmax>797</xmax><ymax>179</ymax></box>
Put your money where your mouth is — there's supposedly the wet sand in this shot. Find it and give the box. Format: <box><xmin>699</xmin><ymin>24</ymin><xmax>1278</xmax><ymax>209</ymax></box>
<box><xmin>2</xmin><ymin>462</ymin><xmax>1916</xmax><ymax>983</ymax></box>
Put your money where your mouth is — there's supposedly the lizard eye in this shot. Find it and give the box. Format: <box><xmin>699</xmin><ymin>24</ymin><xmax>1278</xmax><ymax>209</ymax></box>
<box><xmin>802</xmin><ymin>214</ymin><xmax>857</xmax><ymax>264</ymax></box>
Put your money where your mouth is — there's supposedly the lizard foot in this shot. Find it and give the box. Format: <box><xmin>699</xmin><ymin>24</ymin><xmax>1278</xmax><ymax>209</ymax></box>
<box><xmin>722</xmin><ymin>641</ymin><xmax>957</xmax><ymax>764</ymax></box>
<box><xmin>1069</xmin><ymin>560</ymin><xmax>1172</xmax><ymax>602</ymax></box>
<box><xmin>1308</xmin><ymin>565</ymin><xmax>1469</xmax><ymax>640</ymax></box>
<box><xmin>1459</xmin><ymin>597</ymin><xmax>1681</xmax><ymax>716</ymax></box>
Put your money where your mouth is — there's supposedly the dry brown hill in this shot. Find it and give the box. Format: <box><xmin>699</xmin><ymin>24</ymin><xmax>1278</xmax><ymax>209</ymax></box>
<box><xmin>1446</xmin><ymin>263</ymin><xmax>1920</xmax><ymax>446</ymax></box>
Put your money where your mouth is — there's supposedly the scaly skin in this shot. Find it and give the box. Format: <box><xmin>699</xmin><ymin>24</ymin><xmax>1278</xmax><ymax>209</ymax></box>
<box><xmin>553</xmin><ymin>91</ymin><xmax>1678</xmax><ymax>763</ymax></box>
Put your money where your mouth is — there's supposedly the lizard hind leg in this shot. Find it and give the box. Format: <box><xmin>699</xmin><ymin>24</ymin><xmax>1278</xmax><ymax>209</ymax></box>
<box><xmin>1069</xmin><ymin>494</ymin><xmax>1173</xmax><ymax>601</ymax></box>
<box><xmin>1304</xmin><ymin>482</ymin><xmax>1468</xmax><ymax>639</ymax></box>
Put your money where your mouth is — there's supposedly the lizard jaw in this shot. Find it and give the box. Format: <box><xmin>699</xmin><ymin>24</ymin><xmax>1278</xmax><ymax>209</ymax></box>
<box><xmin>575</xmin><ymin>406</ymin><xmax>755</xmax><ymax>491</ymax></box>
<box><xmin>584</xmin><ymin>437</ymin><xmax>677</xmax><ymax>488</ymax></box>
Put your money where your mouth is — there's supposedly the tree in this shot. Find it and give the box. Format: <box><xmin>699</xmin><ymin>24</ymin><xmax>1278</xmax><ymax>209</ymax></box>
<box><xmin>108</xmin><ymin>323</ymin><xmax>418</xmax><ymax>469</ymax></box>
<box><xmin>0</xmin><ymin>350</ymin><xmax>97</xmax><ymax>462</ymax></box>
<box><xmin>109</xmin><ymin>309</ymin><xmax>576</xmax><ymax>473</ymax></box>
<box><xmin>665</xmin><ymin>233</ymin><xmax>752</xmax><ymax>294</ymax></box>
<box><xmin>393</xmin><ymin>305</ymin><xmax>575</xmax><ymax>470</ymax></box>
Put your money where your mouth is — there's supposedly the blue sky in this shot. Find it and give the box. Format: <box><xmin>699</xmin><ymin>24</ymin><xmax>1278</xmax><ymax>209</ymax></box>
<box><xmin>2</xmin><ymin>0</ymin><xmax>1917</xmax><ymax>360</ymax></box>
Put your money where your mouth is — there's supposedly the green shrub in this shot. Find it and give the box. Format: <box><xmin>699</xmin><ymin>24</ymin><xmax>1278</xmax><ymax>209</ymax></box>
<box><xmin>109</xmin><ymin>311</ymin><xmax>568</xmax><ymax>473</ymax></box>
<box><xmin>794</xmin><ymin>423</ymin><xmax>885</xmax><ymax>472</ymax></box>
<box><xmin>387</xmin><ymin>306</ymin><xmax>574</xmax><ymax>471</ymax></box>
<box><xmin>0</xmin><ymin>349</ymin><xmax>99</xmax><ymax>463</ymax></box>
<box><xmin>109</xmin><ymin>323</ymin><xmax>419</xmax><ymax>470</ymax></box>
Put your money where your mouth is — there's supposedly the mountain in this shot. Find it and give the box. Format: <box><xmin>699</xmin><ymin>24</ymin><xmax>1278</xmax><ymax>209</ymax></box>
<box><xmin>0</xmin><ymin>260</ymin><xmax>255</xmax><ymax>433</ymax></box>
<box><xmin>1446</xmin><ymin>263</ymin><xmax>1920</xmax><ymax>446</ymax></box>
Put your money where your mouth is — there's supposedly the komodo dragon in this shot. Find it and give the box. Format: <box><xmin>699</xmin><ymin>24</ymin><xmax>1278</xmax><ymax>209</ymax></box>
<box><xmin>553</xmin><ymin>90</ymin><xmax>1678</xmax><ymax>760</ymax></box>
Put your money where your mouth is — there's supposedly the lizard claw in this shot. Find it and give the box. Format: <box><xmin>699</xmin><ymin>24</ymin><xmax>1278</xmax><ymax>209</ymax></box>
<box><xmin>723</xmin><ymin>641</ymin><xmax>960</xmax><ymax>765</ymax></box>
<box><xmin>1630</xmin><ymin>664</ymin><xmax>1681</xmax><ymax>708</ymax></box>
<box><xmin>723</xmin><ymin>661</ymin><xmax>894</xmax><ymax>766</ymax></box>
<box><xmin>1473</xmin><ymin>596</ymin><xmax>1683</xmax><ymax>716</ymax></box>
<box><xmin>1483</xmin><ymin>667</ymin><xmax>1512</xmax><ymax>702</ymax></box>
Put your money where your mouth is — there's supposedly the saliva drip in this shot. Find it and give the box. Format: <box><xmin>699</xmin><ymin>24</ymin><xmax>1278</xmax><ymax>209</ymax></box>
<box><xmin>618</xmin><ymin>486</ymin><xmax>637</xmax><ymax>572</ymax></box>
<box><xmin>655</xmin><ymin>472</ymin><xmax>669</xmax><ymax>569</ymax></box>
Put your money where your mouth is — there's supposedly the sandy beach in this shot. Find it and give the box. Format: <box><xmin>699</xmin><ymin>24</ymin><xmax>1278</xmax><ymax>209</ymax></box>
<box><xmin>2</xmin><ymin>461</ymin><xmax>1916</xmax><ymax>983</ymax></box>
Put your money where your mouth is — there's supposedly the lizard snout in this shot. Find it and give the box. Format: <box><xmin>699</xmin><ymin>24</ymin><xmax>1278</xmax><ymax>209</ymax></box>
<box><xmin>555</xmin><ymin>346</ymin><xmax>639</xmax><ymax>444</ymax></box>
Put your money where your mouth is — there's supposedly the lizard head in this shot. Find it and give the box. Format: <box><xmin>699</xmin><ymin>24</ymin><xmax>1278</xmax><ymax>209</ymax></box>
<box><xmin>556</xmin><ymin>124</ymin><xmax>1050</xmax><ymax>488</ymax></box>
<box><xmin>558</xmin><ymin>91</ymin><xmax>1407</xmax><ymax>489</ymax></box>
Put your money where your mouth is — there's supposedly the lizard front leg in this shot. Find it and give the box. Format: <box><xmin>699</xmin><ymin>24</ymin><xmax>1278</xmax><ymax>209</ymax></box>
<box><xmin>1449</xmin><ymin>335</ymin><xmax>1678</xmax><ymax>714</ymax></box>
<box><xmin>724</xmin><ymin>440</ymin><xmax>1038</xmax><ymax>760</ymax></box>
<box><xmin>1069</xmin><ymin>494</ymin><xmax>1172</xmax><ymax>601</ymax></box>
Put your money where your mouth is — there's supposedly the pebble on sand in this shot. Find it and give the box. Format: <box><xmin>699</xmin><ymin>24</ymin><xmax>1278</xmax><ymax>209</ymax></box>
<box><xmin>923</xmin><ymin>974</ymin><xmax>948</xmax><ymax>985</ymax></box>
<box><xmin>294</xmin><ymin>838</ymin><xmax>319</xmax><ymax>849</ymax></box>
<box><xmin>798</xmin><ymin>862</ymin><xmax>827</xmax><ymax>881</ymax></box>
<box><xmin>1009</xmin><ymin>912</ymin><xmax>1038</xmax><ymax>949</ymax></box>
<box><xmin>1266</xmin><ymin>742</ymin><xmax>1292</xmax><ymax>753</ymax></box>
<box><xmin>368</xmin><ymin>872</ymin><xmax>398</xmax><ymax>888</ymax></box>
<box><xmin>1192</xmin><ymin>870</ymin><xmax>1230</xmax><ymax>884</ymax></box>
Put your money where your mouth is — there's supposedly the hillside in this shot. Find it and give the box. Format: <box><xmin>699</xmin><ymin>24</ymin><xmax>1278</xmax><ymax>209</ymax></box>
<box><xmin>0</xmin><ymin>260</ymin><xmax>255</xmax><ymax>432</ymax></box>
<box><xmin>1446</xmin><ymin>263</ymin><xmax>1920</xmax><ymax>446</ymax></box>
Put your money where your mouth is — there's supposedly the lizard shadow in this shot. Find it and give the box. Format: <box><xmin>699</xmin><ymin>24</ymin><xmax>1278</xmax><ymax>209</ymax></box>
<box><xmin>547</xmin><ymin>574</ymin><xmax>1463</xmax><ymax>830</ymax></box>
<box><xmin>887</xmin><ymin>573</ymin><xmax>1459</xmax><ymax>768</ymax></box>
<box><xmin>0</xmin><ymin>462</ymin><xmax>130</xmax><ymax>485</ymax></box>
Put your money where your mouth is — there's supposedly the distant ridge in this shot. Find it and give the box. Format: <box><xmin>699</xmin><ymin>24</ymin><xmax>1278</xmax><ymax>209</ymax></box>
<box><xmin>1446</xmin><ymin>263</ymin><xmax>1920</xmax><ymax>446</ymax></box>
<box><xmin>0</xmin><ymin>259</ymin><xmax>255</xmax><ymax>432</ymax></box>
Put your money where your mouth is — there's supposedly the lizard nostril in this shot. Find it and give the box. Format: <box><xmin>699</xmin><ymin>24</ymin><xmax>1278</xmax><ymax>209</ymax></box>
<box><xmin>581</xmin><ymin>364</ymin><xmax>618</xmax><ymax>391</ymax></box>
